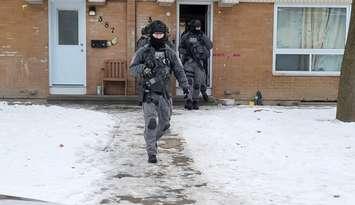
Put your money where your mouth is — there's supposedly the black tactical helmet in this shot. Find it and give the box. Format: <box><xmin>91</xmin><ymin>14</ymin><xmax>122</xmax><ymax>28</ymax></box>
<box><xmin>141</xmin><ymin>25</ymin><xmax>150</xmax><ymax>35</ymax></box>
<box><xmin>149</xmin><ymin>20</ymin><xmax>168</xmax><ymax>49</ymax></box>
<box><xmin>189</xmin><ymin>19</ymin><xmax>202</xmax><ymax>31</ymax></box>
<box><xmin>149</xmin><ymin>20</ymin><xmax>168</xmax><ymax>34</ymax></box>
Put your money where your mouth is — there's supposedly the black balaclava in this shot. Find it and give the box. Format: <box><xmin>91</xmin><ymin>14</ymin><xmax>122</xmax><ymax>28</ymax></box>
<box><xmin>189</xmin><ymin>19</ymin><xmax>202</xmax><ymax>34</ymax></box>
<box><xmin>149</xmin><ymin>20</ymin><xmax>168</xmax><ymax>49</ymax></box>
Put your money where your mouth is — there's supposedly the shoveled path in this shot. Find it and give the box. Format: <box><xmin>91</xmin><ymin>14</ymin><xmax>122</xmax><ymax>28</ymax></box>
<box><xmin>90</xmin><ymin>106</ymin><xmax>238</xmax><ymax>205</ymax></box>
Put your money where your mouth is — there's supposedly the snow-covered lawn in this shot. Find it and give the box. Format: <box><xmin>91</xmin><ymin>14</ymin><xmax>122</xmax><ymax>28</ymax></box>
<box><xmin>174</xmin><ymin>106</ymin><xmax>355</xmax><ymax>205</ymax></box>
<box><xmin>1</xmin><ymin>102</ymin><xmax>355</xmax><ymax>205</ymax></box>
<box><xmin>0</xmin><ymin>102</ymin><xmax>115</xmax><ymax>204</ymax></box>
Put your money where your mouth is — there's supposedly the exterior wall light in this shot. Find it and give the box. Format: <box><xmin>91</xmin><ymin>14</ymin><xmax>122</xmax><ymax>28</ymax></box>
<box><xmin>89</xmin><ymin>6</ymin><xmax>96</xmax><ymax>16</ymax></box>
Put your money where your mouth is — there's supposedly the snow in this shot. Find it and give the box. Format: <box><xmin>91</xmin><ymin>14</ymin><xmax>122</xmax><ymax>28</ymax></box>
<box><xmin>1</xmin><ymin>102</ymin><xmax>355</xmax><ymax>205</ymax></box>
<box><xmin>0</xmin><ymin>102</ymin><xmax>115</xmax><ymax>205</ymax></box>
<box><xmin>173</xmin><ymin>106</ymin><xmax>355</xmax><ymax>205</ymax></box>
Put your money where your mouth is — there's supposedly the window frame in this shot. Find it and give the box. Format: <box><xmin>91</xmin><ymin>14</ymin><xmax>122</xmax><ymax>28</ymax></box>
<box><xmin>272</xmin><ymin>3</ymin><xmax>352</xmax><ymax>76</ymax></box>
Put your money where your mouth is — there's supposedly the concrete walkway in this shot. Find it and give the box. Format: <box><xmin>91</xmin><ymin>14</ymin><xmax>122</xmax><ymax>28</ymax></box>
<box><xmin>91</xmin><ymin>107</ymin><xmax>237</xmax><ymax>205</ymax></box>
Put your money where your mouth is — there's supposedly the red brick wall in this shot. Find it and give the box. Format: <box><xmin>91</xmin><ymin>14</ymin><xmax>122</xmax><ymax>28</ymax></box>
<box><xmin>86</xmin><ymin>0</ymin><xmax>128</xmax><ymax>95</ymax></box>
<box><xmin>0</xmin><ymin>1</ymin><xmax>340</xmax><ymax>101</ymax></box>
<box><xmin>213</xmin><ymin>3</ymin><xmax>339</xmax><ymax>101</ymax></box>
<box><xmin>0</xmin><ymin>0</ymin><xmax>48</xmax><ymax>98</ymax></box>
<box><xmin>87</xmin><ymin>0</ymin><xmax>177</xmax><ymax>96</ymax></box>
<box><xmin>126</xmin><ymin>0</ymin><xmax>137</xmax><ymax>95</ymax></box>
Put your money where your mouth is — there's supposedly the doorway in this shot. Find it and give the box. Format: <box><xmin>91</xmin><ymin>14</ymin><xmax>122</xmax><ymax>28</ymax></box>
<box><xmin>176</xmin><ymin>2</ymin><xmax>213</xmax><ymax>96</ymax></box>
<box><xmin>49</xmin><ymin>0</ymin><xmax>86</xmax><ymax>95</ymax></box>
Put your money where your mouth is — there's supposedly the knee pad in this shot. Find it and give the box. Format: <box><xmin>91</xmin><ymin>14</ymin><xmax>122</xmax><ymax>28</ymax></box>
<box><xmin>148</xmin><ymin>119</ymin><xmax>157</xmax><ymax>130</ymax></box>
<box><xmin>194</xmin><ymin>84</ymin><xmax>200</xmax><ymax>90</ymax></box>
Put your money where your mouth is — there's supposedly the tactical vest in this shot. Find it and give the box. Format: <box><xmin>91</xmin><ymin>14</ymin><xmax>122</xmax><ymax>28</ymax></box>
<box><xmin>145</xmin><ymin>48</ymin><xmax>171</xmax><ymax>96</ymax></box>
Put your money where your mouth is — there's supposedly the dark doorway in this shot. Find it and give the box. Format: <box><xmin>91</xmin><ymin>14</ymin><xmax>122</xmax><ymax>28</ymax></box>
<box><xmin>179</xmin><ymin>5</ymin><xmax>208</xmax><ymax>37</ymax></box>
<box><xmin>178</xmin><ymin>4</ymin><xmax>212</xmax><ymax>91</ymax></box>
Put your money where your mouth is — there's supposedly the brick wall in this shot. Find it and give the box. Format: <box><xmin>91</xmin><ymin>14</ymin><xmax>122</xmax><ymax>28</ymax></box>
<box><xmin>0</xmin><ymin>0</ymin><xmax>48</xmax><ymax>98</ymax></box>
<box><xmin>87</xmin><ymin>0</ymin><xmax>173</xmax><ymax>96</ymax></box>
<box><xmin>86</xmin><ymin>0</ymin><xmax>128</xmax><ymax>95</ymax></box>
<box><xmin>213</xmin><ymin>3</ymin><xmax>339</xmax><ymax>101</ymax></box>
<box><xmin>0</xmin><ymin>1</ymin><xmax>340</xmax><ymax>101</ymax></box>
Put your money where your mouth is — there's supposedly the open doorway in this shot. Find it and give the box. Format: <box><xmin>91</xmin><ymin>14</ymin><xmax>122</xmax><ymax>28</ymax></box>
<box><xmin>179</xmin><ymin>5</ymin><xmax>208</xmax><ymax>37</ymax></box>
<box><xmin>176</xmin><ymin>2</ymin><xmax>213</xmax><ymax>96</ymax></box>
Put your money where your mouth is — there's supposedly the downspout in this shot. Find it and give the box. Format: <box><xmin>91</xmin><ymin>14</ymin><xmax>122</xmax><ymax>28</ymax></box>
<box><xmin>126</xmin><ymin>0</ymin><xmax>136</xmax><ymax>94</ymax></box>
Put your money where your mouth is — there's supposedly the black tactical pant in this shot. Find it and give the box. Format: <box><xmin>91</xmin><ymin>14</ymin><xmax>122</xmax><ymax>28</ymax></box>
<box><xmin>143</xmin><ymin>93</ymin><xmax>172</xmax><ymax>155</ymax></box>
<box><xmin>184</xmin><ymin>59</ymin><xmax>206</xmax><ymax>101</ymax></box>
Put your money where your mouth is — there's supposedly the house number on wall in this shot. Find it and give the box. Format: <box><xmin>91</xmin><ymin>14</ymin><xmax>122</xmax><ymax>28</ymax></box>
<box><xmin>98</xmin><ymin>16</ymin><xmax>115</xmax><ymax>33</ymax></box>
<box><xmin>96</xmin><ymin>16</ymin><xmax>118</xmax><ymax>47</ymax></box>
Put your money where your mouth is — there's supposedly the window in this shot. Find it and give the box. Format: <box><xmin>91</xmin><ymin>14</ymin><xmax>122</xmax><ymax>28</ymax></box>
<box><xmin>273</xmin><ymin>5</ymin><xmax>350</xmax><ymax>75</ymax></box>
<box><xmin>58</xmin><ymin>10</ymin><xmax>79</xmax><ymax>45</ymax></box>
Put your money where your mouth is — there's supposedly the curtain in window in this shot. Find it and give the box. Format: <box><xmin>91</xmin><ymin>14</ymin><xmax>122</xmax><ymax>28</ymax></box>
<box><xmin>312</xmin><ymin>55</ymin><xmax>343</xmax><ymax>71</ymax></box>
<box><xmin>301</xmin><ymin>8</ymin><xmax>329</xmax><ymax>48</ymax></box>
<box><xmin>277</xmin><ymin>7</ymin><xmax>346</xmax><ymax>72</ymax></box>
<box><xmin>277</xmin><ymin>7</ymin><xmax>346</xmax><ymax>49</ymax></box>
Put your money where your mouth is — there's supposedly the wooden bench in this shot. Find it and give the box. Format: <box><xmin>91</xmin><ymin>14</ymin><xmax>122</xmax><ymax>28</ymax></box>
<box><xmin>101</xmin><ymin>60</ymin><xmax>128</xmax><ymax>95</ymax></box>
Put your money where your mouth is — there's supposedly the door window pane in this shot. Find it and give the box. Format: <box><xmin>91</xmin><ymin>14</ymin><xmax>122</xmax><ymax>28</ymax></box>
<box><xmin>312</xmin><ymin>55</ymin><xmax>343</xmax><ymax>72</ymax></box>
<box><xmin>277</xmin><ymin>7</ymin><xmax>347</xmax><ymax>49</ymax></box>
<box><xmin>58</xmin><ymin>10</ymin><xmax>78</xmax><ymax>45</ymax></box>
<box><xmin>276</xmin><ymin>54</ymin><xmax>309</xmax><ymax>71</ymax></box>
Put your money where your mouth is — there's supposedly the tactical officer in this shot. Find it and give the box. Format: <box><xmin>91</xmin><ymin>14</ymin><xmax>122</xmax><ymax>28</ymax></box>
<box><xmin>136</xmin><ymin>24</ymin><xmax>176</xmax><ymax>106</ymax></box>
<box><xmin>179</xmin><ymin>19</ymin><xmax>213</xmax><ymax>110</ymax></box>
<box><xmin>130</xmin><ymin>20</ymin><xmax>189</xmax><ymax>163</ymax></box>
<box><xmin>136</xmin><ymin>25</ymin><xmax>152</xmax><ymax>106</ymax></box>
<box><xmin>136</xmin><ymin>25</ymin><xmax>151</xmax><ymax>50</ymax></box>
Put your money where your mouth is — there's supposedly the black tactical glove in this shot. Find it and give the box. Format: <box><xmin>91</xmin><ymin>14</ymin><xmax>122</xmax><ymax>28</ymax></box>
<box><xmin>183</xmin><ymin>87</ymin><xmax>189</xmax><ymax>98</ymax></box>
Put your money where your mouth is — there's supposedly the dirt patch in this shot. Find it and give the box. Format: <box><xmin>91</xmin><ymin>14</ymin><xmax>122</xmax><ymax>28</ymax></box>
<box><xmin>159</xmin><ymin>137</ymin><xmax>184</xmax><ymax>150</ymax></box>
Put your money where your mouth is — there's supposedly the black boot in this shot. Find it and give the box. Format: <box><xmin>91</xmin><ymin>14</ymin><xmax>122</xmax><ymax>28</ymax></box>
<box><xmin>192</xmin><ymin>101</ymin><xmax>199</xmax><ymax>110</ymax></box>
<box><xmin>148</xmin><ymin>154</ymin><xmax>157</xmax><ymax>163</ymax></box>
<box><xmin>201</xmin><ymin>85</ymin><xmax>209</xmax><ymax>102</ymax></box>
<box><xmin>185</xmin><ymin>99</ymin><xmax>193</xmax><ymax>110</ymax></box>
<box><xmin>202</xmin><ymin>91</ymin><xmax>209</xmax><ymax>102</ymax></box>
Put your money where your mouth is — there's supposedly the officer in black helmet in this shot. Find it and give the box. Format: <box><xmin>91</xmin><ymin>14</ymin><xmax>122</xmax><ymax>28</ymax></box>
<box><xmin>130</xmin><ymin>20</ymin><xmax>189</xmax><ymax>163</ymax></box>
<box><xmin>136</xmin><ymin>25</ymin><xmax>151</xmax><ymax>50</ymax></box>
<box><xmin>179</xmin><ymin>19</ymin><xmax>213</xmax><ymax>110</ymax></box>
<box><xmin>136</xmin><ymin>24</ymin><xmax>151</xmax><ymax>106</ymax></box>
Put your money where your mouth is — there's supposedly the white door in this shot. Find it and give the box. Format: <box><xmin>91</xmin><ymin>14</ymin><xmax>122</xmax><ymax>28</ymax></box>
<box><xmin>50</xmin><ymin>0</ymin><xmax>86</xmax><ymax>94</ymax></box>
